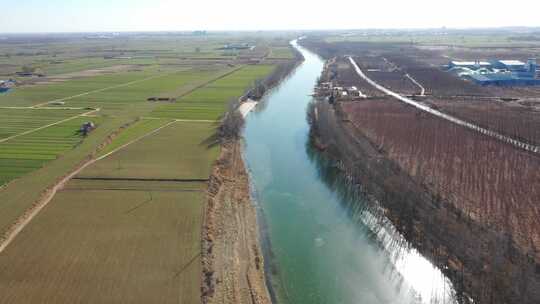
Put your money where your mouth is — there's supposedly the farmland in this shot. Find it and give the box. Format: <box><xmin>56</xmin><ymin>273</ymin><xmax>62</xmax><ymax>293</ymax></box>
<box><xmin>0</xmin><ymin>108</ymin><xmax>87</xmax><ymax>140</ymax></box>
<box><xmin>0</xmin><ymin>115</ymin><xmax>102</xmax><ymax>186</ymax></box>
<box><xmin>150</xmin><ymin>65</ymin><xmax>275</xmax><ymax>120</ymax></box>
<box><xmin>0</xmin><ymin>189</ymin><xmax>204</xmax><ymax>304</ymax></box>
<box><xmin>0</xmin><ymin>121</ymin><xmax>217</xmax><ymax>303</ymax></box>
<box><xmin>79</xmin><ymin>121</ymin><xmax>219</xmax><ymax>180</ymax></box>
<box><xmin>0</xmin><ymin>31</ymin><xmax>290</xmax><ymax>304</ymax></box>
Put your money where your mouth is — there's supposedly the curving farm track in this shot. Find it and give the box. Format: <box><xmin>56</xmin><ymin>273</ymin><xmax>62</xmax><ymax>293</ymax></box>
<box><xmin>348</xmin><ymin>56</ymin><xmax>540</xmax><ymax>154</ymax></box>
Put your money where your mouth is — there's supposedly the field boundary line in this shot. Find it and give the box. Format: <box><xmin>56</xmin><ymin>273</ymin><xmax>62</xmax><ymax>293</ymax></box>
<box><xmin>348</xmin><ymin>56</ymin><xmax>540</xmax><ymax>154</ymax></box>
<box><xmin>141</xmin><ymin>117</ymin><xmax>219</xmax><ymax>123</ymax></box>
<box><xmin>73</xmin><ymin>177</ymin><xmax>209</xmax><ymax>182</ymax></box>
<box><xmin>0</xmin><ymin>119</ymin><xmax>176</xmax><ymax>254</ymax></box>
<box><xmin>95</xmin><ymin>120</ymin><xmax>177</xmax><ymax>161</ymax></box>
<box><xmin>0</xmin><ymin>106</ymin><xmax>88</xmax><ymax>110</ymax></box>
<box><xmin>31</xmin><ymin>71</ymin><xmax>180</xmax><ymax>108</ymax></box>
<box><xmin>31</xmin><ymin>65</ymin><xmax>242</xmax><ymax>109</ymax></box>
<box><xmin>0</xmin><ymin>151</ymin><xmax>100</xmax><ymax>254</ymax></box>
<box><xmin>169</xmin><ymin>65</ymin><xmax>245</xmax><ymax>100</ymax></box>
<box><xmin>0</xmin><ymin>108</ymin><xmax>100</xmax><ymax>144</ymax></box>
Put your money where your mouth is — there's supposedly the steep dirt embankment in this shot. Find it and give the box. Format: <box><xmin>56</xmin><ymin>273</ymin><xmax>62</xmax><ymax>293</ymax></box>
<box><xmin>309</xmin><ymin>100</ymin><xmax>540</xmax><ymax>304</ymax></box>
<box><xmin>201</xmin><ymin>141</ymin><xmax>271</xmax><ymax>304</ymax></box>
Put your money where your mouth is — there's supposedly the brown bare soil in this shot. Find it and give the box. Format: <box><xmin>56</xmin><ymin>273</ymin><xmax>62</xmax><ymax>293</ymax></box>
<box><xmin>365</xmin><ymin>70</ymin><xmax>420</xmax><ymax>95</ymax></box>
<box><xmin>202</xmin><ymin>140</ymin><xmax>271</xmax><ymax>304</ymax></box>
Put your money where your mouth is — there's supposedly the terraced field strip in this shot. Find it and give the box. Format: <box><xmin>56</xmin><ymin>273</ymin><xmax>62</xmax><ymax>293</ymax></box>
<box><xmin>348</xmin><ymin>56</ymin><xmax>540</xmax><ymax>154</ymax></box>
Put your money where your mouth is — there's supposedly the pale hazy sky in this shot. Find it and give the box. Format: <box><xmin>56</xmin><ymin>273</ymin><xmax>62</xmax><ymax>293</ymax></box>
<box><xmin>1</xmin><ymin>0</ymin><xmax>539</xmax><ymax>33</ymax></box>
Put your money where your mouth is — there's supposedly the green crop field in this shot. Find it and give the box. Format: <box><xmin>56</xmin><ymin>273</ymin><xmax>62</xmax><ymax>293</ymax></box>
<box><xmin>0</xmin><ymin>70</ymin><xmax>157</xmax><ymax>107</ymax></box>
<box><xmin>150</xmin><ymin>65</ymin><xmax>275</xmax><ymax>120</ymax></box>
<box><xmin>97</xmin><ymin>118</ymin><xmax>172</xmax><ymax>157</ymax></box>
<box><xmin>0</xmin><ymin>32</ymin><xmax>290</xmax><ymax>304</ymax></box>
<box><xmin>65</xmin><ymin>67</ymin><xmax>228</xmax><ymax>113</ymax></box>
<box><xmin>0</xmin><ymin>108</ymin><xmax>87</xmax><ymax>140</ymax></box>
<box><xmin>79</xmin><ymin>121</ymin><xmax>219</xmax><ymax>180</ymax></box>
<box><xmin>0</xmin><ymin>116</ymin><xmax>102</xmax><ymax>186</ymax></box>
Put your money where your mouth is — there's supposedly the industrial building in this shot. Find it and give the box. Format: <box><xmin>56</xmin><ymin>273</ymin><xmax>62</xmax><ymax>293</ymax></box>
<box><xmin>447</xmin><ymin>58</ymin><xmax>540</xmax><ymax>86</ymax></box>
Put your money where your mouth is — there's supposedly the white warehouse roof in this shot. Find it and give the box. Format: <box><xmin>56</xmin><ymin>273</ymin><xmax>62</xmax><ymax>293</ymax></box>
<box><xmin>497</xmin><ymin>60</ymin><xmax>525</xmax><ymax>66</ymax></box>
<box><xmin>451</xmin><ymin>61</ymin><xmax>491</xmax><ymax>66</ymax></box>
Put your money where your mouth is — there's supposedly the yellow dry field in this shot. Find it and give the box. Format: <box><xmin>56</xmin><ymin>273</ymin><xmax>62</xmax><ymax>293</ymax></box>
<box><xmin>0</xmin><ymin>189</ymin><xmax>202</xmax><ymax>303</ymax></box>
<box><xmin>0</xmin><ymin>121</ymin><xmax>218</xmax><ymax>303</ymax></box>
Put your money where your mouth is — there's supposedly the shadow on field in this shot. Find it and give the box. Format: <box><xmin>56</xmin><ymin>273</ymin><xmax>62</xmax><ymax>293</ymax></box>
<box><xmin>200</xmin><ymin>126</ymin><xmax>221</xmax><ymax>149</ymax></box>
<box><xmin>200</xmin><ymin>110</ymin><xmax>244</xmax><ymax>149</ymax></box>
<box><xmin>173</xmin><ymin>252</ymin><xmax>201</xmax><ymax>278</ymax></box>
<box><xmin>125</xmin><ymin>191</ymin><xmax>153</xmax><ymax>214</ymax></box>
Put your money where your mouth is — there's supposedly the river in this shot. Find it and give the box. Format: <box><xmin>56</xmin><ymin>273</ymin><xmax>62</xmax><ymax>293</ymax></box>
<box><xmin>243</xmin><ymin>40</ymin><xmax>457</xmax><ymax>304</ymax></box>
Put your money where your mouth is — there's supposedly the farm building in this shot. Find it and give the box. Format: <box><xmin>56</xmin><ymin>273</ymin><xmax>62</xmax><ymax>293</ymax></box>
<box><xmin>491</xmin><ymin>60</ymin><xmax>526</xmax><ymax>71</ymax></box>
<box><xmin>80</xmin><ymin>122</ymin><xmax>96</xmax><ymax>136</ymax></box>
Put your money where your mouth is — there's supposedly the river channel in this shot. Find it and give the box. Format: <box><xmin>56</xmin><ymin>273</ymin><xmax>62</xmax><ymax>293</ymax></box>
<box><xmin>243</xmin><ymin>39</ymin><xmax>457</xmax><ymax>304</ymax></box>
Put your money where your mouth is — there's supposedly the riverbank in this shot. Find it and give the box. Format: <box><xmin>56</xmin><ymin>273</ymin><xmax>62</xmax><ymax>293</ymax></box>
<box><xmin>201</xmin><ymin>42</ymin><xmax>304</xmax><ymax>304</ymax></box>
<box><xmin>202</xmin><ymin>140</ymin><xmax>271</xmax><ymax>304</ymax></box>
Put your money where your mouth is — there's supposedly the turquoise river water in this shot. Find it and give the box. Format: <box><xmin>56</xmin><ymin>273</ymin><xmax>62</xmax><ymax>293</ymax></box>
<box><xmin>243</xmin><ymin>40</ymin><xmax>457</xmax><ymax>304</ymax></box>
